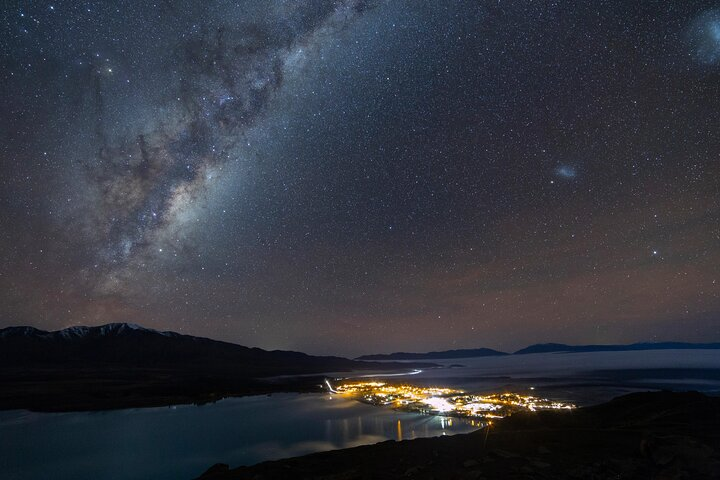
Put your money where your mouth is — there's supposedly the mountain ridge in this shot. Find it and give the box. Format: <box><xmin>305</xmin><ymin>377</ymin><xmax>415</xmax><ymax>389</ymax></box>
<box><xmin>357</xmin><ymin>341</ymin><xmax>720</xmax><ymax>360</ymax></box>
<box><xmin>0</xmin><ymin>322</ymin><xmax>434</xmax><ymax>412</ymax></box>
<box><xmin>4</xmin><ymin>324</ymin><xmax>720</xmax><ymax>361</ymax></box>
<box><xmin>356</xmin><ymin>347</ymin><xmax>508</xmax><ymax>361</ymax></box>
<box><xmin>0</xmin><ymin>322</ymin><xmax>435</xmax><ymax>370</ymax></box>
<box><xmin>0</xmin><ymin>323</ymin><xmax>177</xmax><ymax>340</ymax></box>
<box><xmin>514</xmin><ymin>341</ymin><xmax>720</xmax><ymax>355</ymax></box>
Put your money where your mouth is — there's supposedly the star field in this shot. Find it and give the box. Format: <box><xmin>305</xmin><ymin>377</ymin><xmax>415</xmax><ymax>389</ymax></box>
<box><xmin>1</xmin><ymin>1</ymin><xmax>719</xmax><ymax>356</ymax></box>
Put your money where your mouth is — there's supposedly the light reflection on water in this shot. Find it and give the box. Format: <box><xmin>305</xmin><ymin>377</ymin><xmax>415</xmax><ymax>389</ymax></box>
<box><xmin>390</xmin><ymin>350</ymin><xmax>720</xmax><ymax>405</ymax></box>
<box><xmin>0</xmin><ymin>393</ymin><xmax>476</xmax><ymax>480</ymax></box>
<box><xmin>3</xmin><ymin>350</ymin><xmax>718</xmax><ymax>480</ymax></box>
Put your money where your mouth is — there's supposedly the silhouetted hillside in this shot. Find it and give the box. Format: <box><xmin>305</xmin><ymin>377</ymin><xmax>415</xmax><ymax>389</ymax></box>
<box><xmin>0</xmin><ymin>323</ymin><xmax>433</xmax><ymax>411</ymax></box>
<box><xmin>514</xmin><ymin>341</ymin><xmax>720</xmax><ymax>355</ymax></box>
<box><xmin>357</xmin><ymin>348</ymin><xmax>508</xmax><ymax>360</ymax></box>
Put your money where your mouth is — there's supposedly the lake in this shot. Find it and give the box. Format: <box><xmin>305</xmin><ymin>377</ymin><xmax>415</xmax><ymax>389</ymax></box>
<box><xmin>2</xmin><ymin>349</ymin><xmax>719</xmax><ymax>480</ymax></box>
<box><xmin>399</xmin><ymin>349</ymin><xmax>720</xmax><ymax>405</ymax></box>
<box><xmin>0</xmin><ymin>392</ymin><xmax>476</xmax><ymax>480</ymax></box>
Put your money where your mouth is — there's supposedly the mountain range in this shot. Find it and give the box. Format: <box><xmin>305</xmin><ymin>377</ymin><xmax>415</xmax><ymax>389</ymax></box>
<box><xmin>358</xmin><ymin>341</ymin><xmax>720</xmax><ymax>360</ymax></box>
<box><xmin>0</xmin><ymin>323</ymin><xmax>431</xmax><ymax>412</ymax></box>
<box><xmin>2</xmin><ymin>323</ymin><xmax>719</xmax><ymax>412</ymax></box>
<box><xmin>0</xmin><ymin>322</ymin><xmax>415</xmax><ymax>375</ymax></box>
<box><xmin>356</xmin><ymin>348</ymin><xmax>508</xmax><ymax>360</ymax></box>
<box><xmin>513</xmin><ymin>342</ymin><xmax>720</xmax><ymax>355</ymax></box>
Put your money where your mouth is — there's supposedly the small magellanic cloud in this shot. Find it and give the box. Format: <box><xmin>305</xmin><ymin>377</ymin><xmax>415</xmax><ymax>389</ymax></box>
<box><xmin>691</xmin><ymin>10</ymin><xmax>720</xmax><ymax>65</ymax></box>
<box><xmin>554</xmin><ymin>165</ymin><xmax>577</xmax><ymax>179</ymax></box>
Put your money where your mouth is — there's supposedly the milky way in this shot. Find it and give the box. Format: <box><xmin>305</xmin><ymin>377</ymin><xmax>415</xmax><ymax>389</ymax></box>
<box><xmin>75</xmin><ymin>1</ymin><xmax>376</xmax><ymax>294</ymax></box>
<box><xmin>2</xmin><ymin>1</ymin><xmax>719</xmax><ymax>355</ymax></box>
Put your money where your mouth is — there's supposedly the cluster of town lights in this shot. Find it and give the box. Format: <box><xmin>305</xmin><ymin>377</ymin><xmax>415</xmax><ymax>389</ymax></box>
<box><xmin>329</xmin><ymin>381</ymin><xmax>575</xmax><ymax>419</ymax></box>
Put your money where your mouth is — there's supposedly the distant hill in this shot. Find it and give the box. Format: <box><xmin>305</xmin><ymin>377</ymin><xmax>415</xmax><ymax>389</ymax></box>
<box><xmin>0</xmin><ymin>323</ymin><xmax>436</xmax><ymax>375</ymax></box>
<box><xmin>356</xmin><ymin>348</ymin><xmax>508</xmax><ymax>361</ymax></box>
<box><xmin>0</xmin><ymin>323</ymin><xmax>433</xmax><ymax>411</ymax></box>
<box><xmin>514</xmin><ymin>342</ymin><xmax>720</xmax><ymax>355</ymax></box>
<box><xmin>356</xmin><ymin>341</ymin><xmax>720</xmax><ymax>360</ymax></box>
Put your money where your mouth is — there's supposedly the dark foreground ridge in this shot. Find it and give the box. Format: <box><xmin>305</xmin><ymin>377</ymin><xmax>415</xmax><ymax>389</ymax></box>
<box><xmin>0</xmin><ymin>323</ymin><xmax>433</xmax><ymax>412</ymax></box>
<box><xmin>197</xmin><ymin>391</ymin><xmax>720</xmax><ymax>480</ymax></box>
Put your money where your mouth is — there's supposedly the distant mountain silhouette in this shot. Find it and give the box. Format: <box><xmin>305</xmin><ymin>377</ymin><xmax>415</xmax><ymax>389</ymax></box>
<box><xmin>356</xmin><ymin>348</ymin><xmax>508</xmax><ymax>360</ymax></box>
<box><xmin>356</xmin><ymin>341</ymin><xmax>720</xmax><ymax>360</ymax></box>
<box><xmin>0</xmin><ymin>323</ymin><xmax>433</xmax><ymax>411</ymax></box>
<box><xmin>0</xmin><ymin>323</ymin><xmax>432</xmax><ymax>375</ymax></box>
<box><xmin>514</xmin><ymin>342</ymin><xmax>720</xmax><ymax>355</ymax></box>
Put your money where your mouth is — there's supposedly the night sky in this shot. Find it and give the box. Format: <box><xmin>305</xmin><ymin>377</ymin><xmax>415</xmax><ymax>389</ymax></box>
<box><xmin>2</xmin><ymin>1</ymin><xmax>719</xmax><ymax>356</ymax></box>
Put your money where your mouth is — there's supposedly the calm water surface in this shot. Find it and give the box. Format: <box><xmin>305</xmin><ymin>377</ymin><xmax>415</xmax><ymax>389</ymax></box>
<box><xmin>3</xmin><ymin>350</ymin><xmax>719</xmax><ymax>480</ymax></box>
<box><xmin>398</xmin><ymin>349</ymin><xmax>720</xmax><ymax>405</ymax></box>
<box><xmin>0</xmin><ymin>392</ymin><xmax>475</xmax><ymax>480</ymax></box>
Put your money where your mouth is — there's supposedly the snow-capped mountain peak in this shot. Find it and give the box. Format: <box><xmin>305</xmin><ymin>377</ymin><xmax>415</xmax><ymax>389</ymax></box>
<box><xmin>0</xmin><ymin>326</ymin><xmax>43</xmax><ymax>338</ymax></box>
<box><xmin>0</xmin><ymin>323</ymin><xmax>176</xmax><ymax>340</ymax></box>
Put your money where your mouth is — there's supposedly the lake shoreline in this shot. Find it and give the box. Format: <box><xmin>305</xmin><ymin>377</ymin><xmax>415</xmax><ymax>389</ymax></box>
<box><xmin>4</xmin><ymin>351</ymin><xmax>720</xmax><ymax>480</ymax></box>
<box><xmin>196</xmin><ymin>390</ymin><xmax>720</xmax><ymax>480</ymax></box>
<box><xmin>0</xmin><ymin>367</ymin><xmax>328</xmax><ymax>413</ymax></box>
